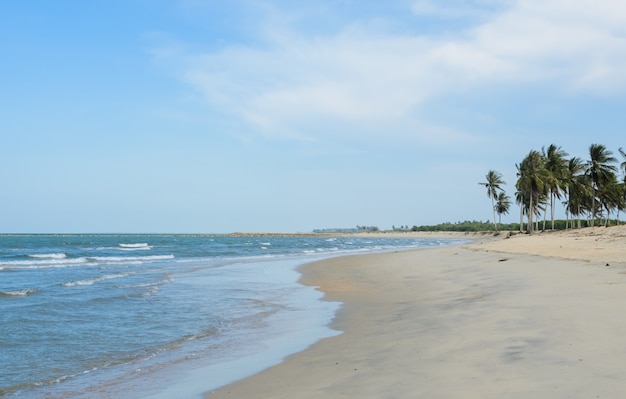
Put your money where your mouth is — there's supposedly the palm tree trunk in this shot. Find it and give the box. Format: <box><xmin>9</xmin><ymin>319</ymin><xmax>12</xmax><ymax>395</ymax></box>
<box><xmin>591</xmin><ymin>188</ymin><xmax>596</xmax><ymax>227</ymax></box>
<box><xmin>565</xmin><ymin>194</ymin><xmax>568</xmax><ymax>230</ymax></box>
<box><xmin>491</xmin><ymin>196</ymin><xmax>497</xmax><ymax>232</ymax></box>
<box><xmin>536</xmin><ymin>215</ymin><xmax>539</xmax><ymax>232</ymax></box>
<box><xmin>528</xmin><ymin>192</ymin><xmax>534</xmax><ymax>235</ymax></box>
<box><xmin>551</xmin><ymin>193</ymin><xmax>556</xmax><ymax>230</ymax></box>
<box><xmin>540</xmin><ymin>201</ymin><xmax>544</xmax><ymax>231</ymax></box>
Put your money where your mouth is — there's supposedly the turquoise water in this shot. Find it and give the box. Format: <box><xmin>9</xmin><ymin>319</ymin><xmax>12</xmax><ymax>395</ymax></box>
<box><xmin>0</xmin><ymin>234</ymin><xmax>463</xmax><ymax>398</ymax></box>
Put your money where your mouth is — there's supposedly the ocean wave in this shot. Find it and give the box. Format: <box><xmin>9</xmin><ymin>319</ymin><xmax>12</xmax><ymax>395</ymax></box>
<box><xmin>0</xmin><ymin>288</ymin><xmax>38</xmax><ymax>297</ymax></box>
<box><xmin>87</xmin><ymin>254</ymin><xmax>174</xmax><ymax>263</ymax></box>
<box><xmin>28</xmin><ymin>253</ymin><xmax>67</xmax><ymax>259</ymax></box>
<box><xmin>115</xmin><ymin>277</ymin><xmax>173</xmax><ymax>290</ymax></box>
<box><xmin>141</xmin><ymin>286</ymin><xmax>161</xmax><ymax>296</ymax></box>
<box><xmin>0</xmin><ymin>257</ymin><xmax>89</xmax><ymax>269</ymax></box>
<box><xmin>62</xmin><ymin>273</ymin><xmax>129</xmax><ymax>287</ymax></box>
<box><xmin>118</xmin><ymin>243</ymin><xmax>152</xmax><ymax>250</ymax></box>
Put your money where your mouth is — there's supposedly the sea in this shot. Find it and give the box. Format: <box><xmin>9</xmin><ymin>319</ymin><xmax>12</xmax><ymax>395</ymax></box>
<box><xmin>0</xmin><ymin>234</ymin><xmax>465</xmax><ymax>398</ymax></box>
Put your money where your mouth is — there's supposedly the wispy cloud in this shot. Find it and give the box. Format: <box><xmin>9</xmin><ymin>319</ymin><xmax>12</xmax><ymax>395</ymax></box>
<box><xmin>157</xmin><ymin>0</ymin><xmax>626</xmax><ymax>143</ymax></box>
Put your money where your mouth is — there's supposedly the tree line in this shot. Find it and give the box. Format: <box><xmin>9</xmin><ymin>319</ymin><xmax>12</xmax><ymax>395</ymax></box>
<box><xmin>482</xmin><ymin>144</ymin><xmax>626</xmax><ymax>235</ymax></box>
<box><xmin>410</xmin><ymin>220</ymin><xmax>517</xmax><ymax>232</ymax></box>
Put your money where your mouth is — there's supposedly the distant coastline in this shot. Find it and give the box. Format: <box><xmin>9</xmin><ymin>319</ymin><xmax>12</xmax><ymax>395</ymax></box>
<box><xmin>224</xmin><ymin>231</ymin><xmax>495</xmax><ymax>239</ymax></box>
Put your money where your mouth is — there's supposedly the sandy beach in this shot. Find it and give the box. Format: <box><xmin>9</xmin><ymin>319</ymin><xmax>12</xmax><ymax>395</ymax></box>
<box><xmin>205</xmin><ymin>226</ymin><xmax>626</xmax><ymax>398</ymax></box>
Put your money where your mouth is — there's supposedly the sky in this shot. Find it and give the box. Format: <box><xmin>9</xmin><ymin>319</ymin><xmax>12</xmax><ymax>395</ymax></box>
<box><xmin>2</xmin><ymin>0</ymin><xmax>626</xmax><ymax>233</ymax></box>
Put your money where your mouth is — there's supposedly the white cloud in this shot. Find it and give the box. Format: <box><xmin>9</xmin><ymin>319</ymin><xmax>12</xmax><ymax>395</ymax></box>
<box><xmin>467</xmin><ymin>0</ymin><xmax>626</xmax><ymax>91</ymax></box>
<box><xmin>160</xmin><ymin>0</ymin><xmax>626</xmax><ymax>143</ymax></box>
<box><xmin>181</xmin><ymin>32</ymin><xmax>445</xmax><ymax>141</ymax></box>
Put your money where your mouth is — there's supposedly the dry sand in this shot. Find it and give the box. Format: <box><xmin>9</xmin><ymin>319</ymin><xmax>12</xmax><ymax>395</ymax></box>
<box><xmin>205</xmin><ymin>226</ymin><xmax>626</xmax><ymax>398</ymax></box>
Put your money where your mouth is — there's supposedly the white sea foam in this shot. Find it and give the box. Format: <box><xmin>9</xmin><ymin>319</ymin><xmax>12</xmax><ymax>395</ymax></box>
<box><xmin>118</xmin><ymin>243</ymin><xmax>152</xmax><ymax>250</ymax></box>
<box><xmin>1</xmin><ymin>289</ymin><xmax>38</xmax><ymax>297</ymax></box>
<box><xmin>116</xmin><ymin>277</ymin><xmax>173</xmax><ymax>290</ymax></box>
<box><xmin>28</xmin><ymin>253</ymin><xmax>67</xmax><ymax>259</ymax></box>
<box><xmin>63</xmin><ymin>273</ymin><xmax>129</xmax><ymax>287</ymax></box>
<box><xmin>62</xmin><ymin>280</ymin><xmax>95</xmax><ymax>287</ymax></box>
<box><xmin>119</xmin><ymin>247</ymin><xmax>153</xmax><ymax>251</ymax></box>
<box><xmin>0</xmin><ymin>257</ymin><xmax>89</xmax><ymax>269</ymax></box>
<box><xmin>51</xmin><ymin>367</ymin><xmax>99</xmax><ymax>386</ymax></box>
<box><xmin>141</xmin><ymin>286</ymin><xmax>161</xmax><ymax>296</ymax></box>
<box><xmin>88</xmin><ymin>254</ymin><xmax>174</xmax><ymax>263</ymax></box>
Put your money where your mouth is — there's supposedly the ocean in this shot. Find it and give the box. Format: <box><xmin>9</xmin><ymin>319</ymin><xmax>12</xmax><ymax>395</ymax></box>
<box><xmin>0</xmin><ymin>234</ymin><xmax>464</xmax><ymax>398</ymax></box>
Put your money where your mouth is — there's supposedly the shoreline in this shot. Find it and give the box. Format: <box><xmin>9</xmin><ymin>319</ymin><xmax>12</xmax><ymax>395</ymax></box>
<box><xmin>205</xmin><ymin>226</ymin><xmax>626</xmax><ymax>398</ymax></box>
<box><xmin>225</xmin><ymin>231</ymin><xmax>495</xmax><ymax>238</ymax></box>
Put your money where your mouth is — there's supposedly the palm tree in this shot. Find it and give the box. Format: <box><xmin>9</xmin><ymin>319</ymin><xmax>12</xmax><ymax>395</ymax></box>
<box><xmin>586</xmin><ymin>144</ymin><xmax>618</xmax><ymax>226</ymax></box>
<box><xmin>495</xmin><ymin>191</ymin><xmax>511</xmax><ymax>228</ymax></box>
<box><xmin>479</xmin><ymin>170</ymin><xmax>505</xmax><ymax>232</ymax></box>
<box><xmin>543</xmin><ymin>144</ymin><xmax>569</xmax><ymax>230</ymax></box>
<box><xmin>515</xmin><ymin>189</ymin><xmax>527</xmax><ymax>233</ymax></box>
<box><xmin>596</xmin><ymin>174</ymin><xmax>623</xmax><ymax>226</ymax></box>
<box><xmin>564</xmin><ymin>157</ymin><xmax>586</xmax><ymax>229</ymax></box>
<box><xmin>516</xmin><ymin>150</ymin><xmax>548</xmax><ymax>235</ymax></box>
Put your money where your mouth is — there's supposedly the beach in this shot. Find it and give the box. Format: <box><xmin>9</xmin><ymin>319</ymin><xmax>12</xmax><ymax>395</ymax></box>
<box><xmin>205</xmin><ymin>226</ymin><xmax>626</xmax><ymax>398</ymax></box>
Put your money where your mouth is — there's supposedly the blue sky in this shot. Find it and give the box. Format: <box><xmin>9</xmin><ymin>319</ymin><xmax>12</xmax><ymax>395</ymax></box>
<box><xmin>2</xmin><ymin>0</ymin><xmax>626</xmax><ymax>233</ymax></box>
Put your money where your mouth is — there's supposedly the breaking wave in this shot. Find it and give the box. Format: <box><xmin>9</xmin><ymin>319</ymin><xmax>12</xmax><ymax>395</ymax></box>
<box><xmin>0</xmin><ymin>289</ymin><xmax>38</xmax><ymax>298</ymax></box>
<box><xmin>118</xmin><ymin>243</ymin><xmax>152</xmax><ymax>250</ymax></box>
<box><xmin>62</xmin><ymin>273</ymin><xmax>129</xmax><ymax>287</ymax></box>
<box><xmin>28</xmin><ymin>253</ymin><xmax>67</xmax><ymax>259</ymax></box>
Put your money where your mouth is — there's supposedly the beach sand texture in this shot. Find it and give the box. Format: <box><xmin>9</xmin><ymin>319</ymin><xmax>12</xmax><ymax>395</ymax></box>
<box><xmin>206</xmin><ymin>226</ymin><xmax>626</xmax><ymax>398</ymax></box>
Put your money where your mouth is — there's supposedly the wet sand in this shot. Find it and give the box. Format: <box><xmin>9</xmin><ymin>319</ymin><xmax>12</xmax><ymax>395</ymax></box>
<box><xmin>206</xmin><ymin>226</ymin><xmax>626</xmax><ymax>398</ymax></box>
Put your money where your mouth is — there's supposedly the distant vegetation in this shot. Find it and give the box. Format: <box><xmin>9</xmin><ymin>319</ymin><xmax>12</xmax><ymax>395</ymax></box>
<box><xmin>404</xmin><ymin>219</ymin><xmax>608</xmax><ymax>233</ymax></box>
<box><xmin>315</xmin><ymin>218</ymin><xmax>616</xmax><ymax>234</ymax></box>
<box><xmin>404</xmin><ymin>220</ymin><xmax>513</xmax><ymax>232</ymax></box>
